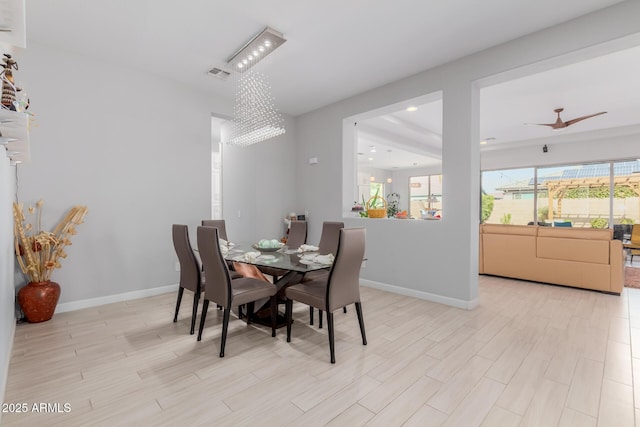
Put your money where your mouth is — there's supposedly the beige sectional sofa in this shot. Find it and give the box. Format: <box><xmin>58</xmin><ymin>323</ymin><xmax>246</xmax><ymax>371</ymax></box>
<box><xmin>479</xmin><ymin>224</ymin><xmax>624</xmax><ymax>294</ymax></box>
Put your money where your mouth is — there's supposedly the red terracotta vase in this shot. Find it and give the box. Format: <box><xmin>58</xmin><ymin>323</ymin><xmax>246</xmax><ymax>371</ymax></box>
<box><xmin>17</xmin><ymin>281</ymin><xmax>61</xmax><ymax>323</ymax></box>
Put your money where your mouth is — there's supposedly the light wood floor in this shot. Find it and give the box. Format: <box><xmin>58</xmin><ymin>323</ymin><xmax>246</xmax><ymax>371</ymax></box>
<box><xmin>3</xmin><ymin>275</ymin><xmax>640</xmax><ymax>426</ymax></box>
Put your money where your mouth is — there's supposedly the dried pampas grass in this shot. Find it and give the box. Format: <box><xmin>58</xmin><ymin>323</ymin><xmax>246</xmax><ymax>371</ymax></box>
<box><xmin>13</xmin><ymin>200</ymin><xmax>88</xmax><ymax>283</ymax></box>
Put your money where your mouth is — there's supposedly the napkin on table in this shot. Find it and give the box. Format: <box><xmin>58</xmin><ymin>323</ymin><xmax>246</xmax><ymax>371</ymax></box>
<box><xmin>314</xmin><ymin>254</ymin><xmax>335</xmax><ymax>265</ymax></box>
<box><xmin>298</xmin><ymin>244</ymin><xmax>319</xmax><ymax>252</ymax></box>
<box><xmin>301</xmin><ymin>253</ymin><xmax>334</xmax><ymax>265</ymax></box>
<box><xmin>233</xmin><ymin>251</ymin><xmax>261</xmax><ymax>263</ymax></box>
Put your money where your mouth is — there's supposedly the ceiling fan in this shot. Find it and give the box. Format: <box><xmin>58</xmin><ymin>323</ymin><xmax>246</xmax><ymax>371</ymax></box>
<box><xmin>527</xmin><ymin>108</ymin><xmax>607</xmax><ymax>130</ymax></box>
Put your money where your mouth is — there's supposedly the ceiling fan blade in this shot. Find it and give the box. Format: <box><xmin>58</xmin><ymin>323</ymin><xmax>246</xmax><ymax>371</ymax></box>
<box><xmin>564</xmin><ymin>111</ymin><xmax>607</xmax><ymax>127</ymax></box>
<box><xmin>524</xmin><ymin>122</ymin><xmax>556</xmax><ymax>127</ymax></box>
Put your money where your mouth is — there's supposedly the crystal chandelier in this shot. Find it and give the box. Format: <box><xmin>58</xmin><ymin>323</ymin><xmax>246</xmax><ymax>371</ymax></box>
<box><xmin>223</xmin><ymin>27</ymin><xmax>286</xmax><ymax>147</ymax></box>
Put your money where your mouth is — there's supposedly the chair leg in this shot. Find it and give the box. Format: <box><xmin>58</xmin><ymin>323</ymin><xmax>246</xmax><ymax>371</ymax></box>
<box><xmin>327</xmin><ymin>312</ymin><xmax>335</xmax><ymax>364</ymax></box>
<box><xmin>197</xmin><ymin>300</ymin><xmax>209</xmax><ymax>341</ymax></box>
<box><xmin>220</xmin><ymin>308</ymin><xmax>231</xmax><ymax>357</ymax></box>
<box><xmin>173</xmin><ymin>287</ymin><xmax>184</xmax><ymax>322</ymax></box>
<box><xmin>286</xmin><ymin>299</ymin><xmax>293</xmax><ymax>342</ymax></box>
<box><xmin>238</xmin><ymin>305</ymin><xmax>244</xmax><ymax>320</ymax></box>
<box><xmin>343</xmin><ymin>306</ymin><xmax>347</xmax><ymax>314</ymax></box>
<box><xmin>270</xmin><ymin>296</ymin><xmax>277</xmax><ymax>337</ymax></box>
<box><xmin>319</xmin><ymin>310</ymin><xmax>323</xmax><ymax>329</ymax></box>
<box><xmin>246</xmin><ymin>302</ymin><xmax>255</xmax><ymax>325</ymax></box>
<box><xmin>355</xmin><ymin>302</ymin><xmax>367</xmax><ymax>346</ymax></box>
<box><xmin>190</xmin><ymin>291</ymin><xmax>200</xmax><ymax>335</ymax></box>
<box><xmin>309</xmin><ymin>306</ymin><xmax>314</xmax><ymax>325</ymax></box>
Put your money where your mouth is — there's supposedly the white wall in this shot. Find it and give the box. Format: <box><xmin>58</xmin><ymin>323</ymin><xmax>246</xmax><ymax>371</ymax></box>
<box><xmin>296</xmin><ymin>1</ymin><xmax>640</xmax><ymax>308</ymax></box>
<box><xmin>0</xmin><ymin>155</ymin><xmax>16</xmax><ymax>407</ymax></box>
<box><xmin>481</xmin><ymin>130</ymin><xmax>640</xmax><ymax>171</ymax></box>
<box><xmin>15</xmin><ymin>42</ymin><xmax>230</xmax><ymax>305</ymax></box>
<box><xmin>221</xmin><ymin>114</ymin><xmax>297</xmax><ymax>243</ymax></box>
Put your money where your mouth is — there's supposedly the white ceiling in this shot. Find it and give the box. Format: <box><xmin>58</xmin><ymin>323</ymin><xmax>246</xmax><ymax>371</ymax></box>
<box><xmin>25</xmin><ymin>0</ymin><xmax>625</xmax><ymax>117</ymax></box>
<box><xmin>358</xmin><ymin>43</ymin><xmax>640</xmax><ymax>170</ymax></box>
<box><xmin>24</xmin><ymin>1</ymin><xmax>639</xmax><ymax>170</ymax></box>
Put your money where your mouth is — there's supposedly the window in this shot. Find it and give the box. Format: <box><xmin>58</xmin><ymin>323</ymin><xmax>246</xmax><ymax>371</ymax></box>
<box><xmin>481</xmin><ymin>168</ymin><xmax>534</xmax><ymax>225</ymax></box>
<box><xmin>481</xmin><ymin>160</ymin><xmax>640</xmax><ymax>227</ymax></box>
<box><xmin>409</xmin><ymin>175</ymin><xmax>442</xmax><ymax>219</ymax></box>
<box><xmin>370</xmin><ymin>182</ymin><xmax>384</xmax><ymax>199</ymax></box>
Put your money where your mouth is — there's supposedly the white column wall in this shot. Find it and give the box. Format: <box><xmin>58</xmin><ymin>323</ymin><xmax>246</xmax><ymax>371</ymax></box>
<box><xmin>0</xmin><ymin>155</ymin><xmax>16</xmax><ymax>407</ymax></box>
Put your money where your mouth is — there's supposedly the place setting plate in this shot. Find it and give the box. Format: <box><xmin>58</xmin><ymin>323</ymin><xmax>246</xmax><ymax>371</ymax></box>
<box><xmin>252</xmin><ymin>244</ymin><xmax>282</xmax><ymax>252</ymax></box>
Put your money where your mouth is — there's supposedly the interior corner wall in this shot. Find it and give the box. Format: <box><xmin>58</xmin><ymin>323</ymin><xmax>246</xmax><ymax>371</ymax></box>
<box><xmin>294</xmin><ymin>1</ymin><xmax>640</xmax><ymax>308</ymax></box>
<box><xmin>221</xmin><ymin>114</ymin><xmax>297</xmax><ymax>244</ymax></box>
<box><xmin>14</xmin><ymin>42</ymin><xmax>231</xmax><ymax>305</ymax></box>
<box><xmin>0</xmin><ymin>155</ymin><xmax>16</xmax><ymax>408</ymax></box>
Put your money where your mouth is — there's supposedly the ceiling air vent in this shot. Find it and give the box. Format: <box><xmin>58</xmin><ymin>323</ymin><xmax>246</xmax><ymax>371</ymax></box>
<box><xmin>208</xmin><ymin>67</ymin><xmax>231</xmax><ymax>80</ymax></box>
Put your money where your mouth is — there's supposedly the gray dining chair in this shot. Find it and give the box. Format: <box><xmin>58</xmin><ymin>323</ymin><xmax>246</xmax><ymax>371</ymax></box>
<box><xmin>309</xmin><ymin>221</ymin><xmax>344</xmax><ymax>327</ymax></box>
<box><xmin>258</xmin><ymin>220</ymin><xmax>308</xmax><ymax>281</ymax></box>
<box><xmin>285</xmin><ymin>227</ymin><xmax>367</xmax><ymax>363</ymax></box>
<box><xmin>202</xmin><ymin>219</ymin><xmax>239</xmax><ymax>277</ymax></box>
<box><xmin>201</xmin><ymin>219</ymin><xmax>228</xmax><ymax>241</ymax></box>
<box><xmin>172</xmin><ymin>224</ymin><xmax>202</xmax><ymax>335</ymax></box>
<box><xmin>196</xmin><ymin>226</ymin><xmax>278</xmax><ymax>357</ymax></box>
<box><xmin>287</xmin><ymin>220</ymin><xmax>308</xmax><ymax>250</ymax></box>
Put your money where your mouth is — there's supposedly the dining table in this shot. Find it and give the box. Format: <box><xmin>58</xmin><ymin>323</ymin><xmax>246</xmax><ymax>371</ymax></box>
<box><xmin>222</xmin><ymin>242</ymin><xmax>333</xmax><ymax>327</ymax></box>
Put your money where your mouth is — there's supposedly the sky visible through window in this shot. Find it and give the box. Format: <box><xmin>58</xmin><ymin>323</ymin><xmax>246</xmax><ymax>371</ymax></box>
<box><xmin>482</xmin><ymin>166</ymin><xmax>578</xmax><ymax>194</ymax></box>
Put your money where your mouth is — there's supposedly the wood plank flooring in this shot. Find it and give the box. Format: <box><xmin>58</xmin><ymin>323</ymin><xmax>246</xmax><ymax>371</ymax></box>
<box><xmin>3</xmin><ymin>274</ymin><xmax>640</xmax><ymax>426</ymax></box>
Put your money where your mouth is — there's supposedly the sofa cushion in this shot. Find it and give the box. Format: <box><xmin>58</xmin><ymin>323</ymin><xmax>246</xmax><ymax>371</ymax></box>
<box><xmin>537</xmin><ymin>227</ymin><xmax>612</xmax><ymax>240</ymax></box>
<box><xmin>537</xmin><ymin>237</ymin><xmax>609</xmax><ymax>264</ymax></box>
<box><xmin>482</xmin><ymin>233</ymin><xmax>537</xmax><ymax>279</ymax></box>
<box><xmin>535</xmin><ymin>258</ymin><xmax>611</xmax><ymax>291</ymax></box>
<box><xmin>481</xmin><ymin>224</ymin><xmax>537</xmax><ymax>236</ymax></box>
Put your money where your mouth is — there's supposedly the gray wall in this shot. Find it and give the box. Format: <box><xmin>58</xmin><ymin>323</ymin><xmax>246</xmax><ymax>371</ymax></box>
<box><xmin>294</xmin><ymin>1</ymin><xmax>640</xmax><ymax>308</ymax></box>
<box><xmin>15</xmin><ymin>42</ymin><xmax>228</xmax><ymax>306</ymax></box>
<box><xmin>221</xmin><ymin>115</ymin><xmax>297</xmax><ymax>244</ymax></box>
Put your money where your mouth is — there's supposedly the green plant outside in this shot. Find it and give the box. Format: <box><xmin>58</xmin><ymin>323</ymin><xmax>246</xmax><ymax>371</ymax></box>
<box><xmin>500</xmin><ymin>213</ymin><xmax>512</xmax><ymax>225</ymax></box>
<box><xmin>481</xmin><ymin>193</ymin><xmax>494</xmax><ymax>222</ymax></box>
<box><xmin>537</xmin><ymin>206</ymin><xmax>556</xmax><ymax>222</ymax></box>
<box><xmin>562</xmin><ymin>185</ymin><xmax>636</xmax><ymax>199</ymax></box>
<box><xmin>590</xmin><ymin>218</ymin><xmax>608</xmax><ymax>228</ymax></box>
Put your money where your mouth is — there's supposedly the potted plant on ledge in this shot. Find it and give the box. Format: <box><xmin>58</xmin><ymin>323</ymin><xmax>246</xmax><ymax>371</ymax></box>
<box><xmin>13</xmin><ymin>200</ymin><xmax>88</xmax><ymax>323</ymax></box>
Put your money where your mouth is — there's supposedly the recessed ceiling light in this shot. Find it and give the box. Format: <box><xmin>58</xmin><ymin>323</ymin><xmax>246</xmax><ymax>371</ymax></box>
<box><xmin>406</xmin><ymin>106</ymin><xmax>418</xmax><ymax>112</ymax></box>
<box><xmin>368</xmin><ymin>157</ymin><xmax>374</xmax><ymax>161</ymax></box>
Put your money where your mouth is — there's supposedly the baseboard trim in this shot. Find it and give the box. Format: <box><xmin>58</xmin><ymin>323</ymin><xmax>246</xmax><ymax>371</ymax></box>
<box><xmin>56</xmin><ymin>284</ymin><xmax>179</xmax><ymax>314</ymax></box>
<box><xmin>55</xmin><ymin>280</ymin><xmax>479</xmax><ymax>313</ymax></box>
<box><xmin>360</xmin><ymin>279</ymin><xmax>478</xmax><ymax>310</ymax></box>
